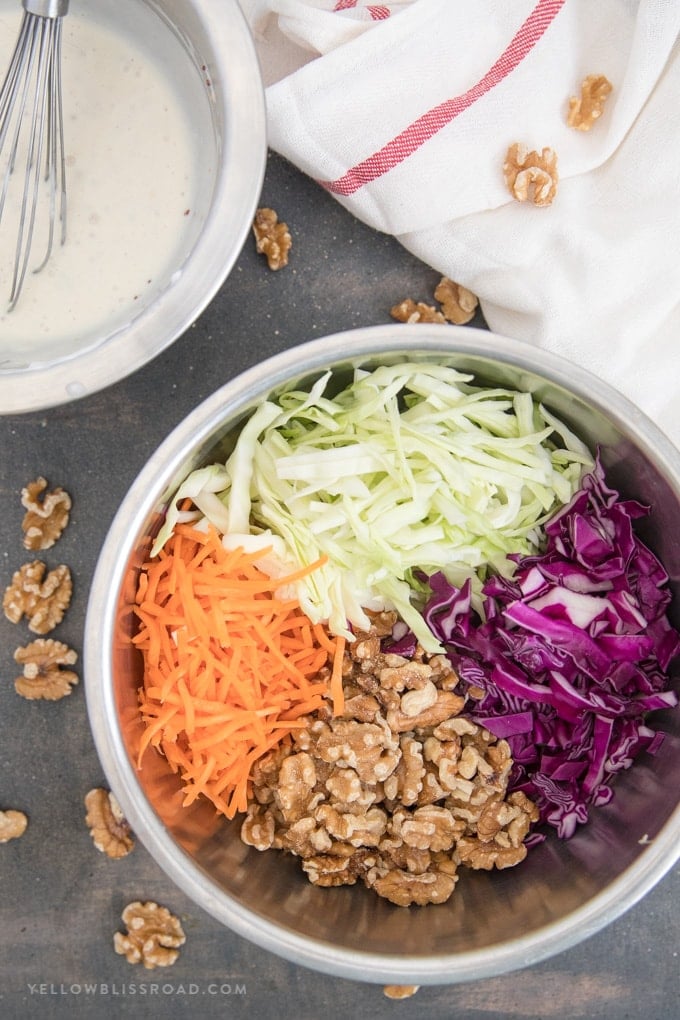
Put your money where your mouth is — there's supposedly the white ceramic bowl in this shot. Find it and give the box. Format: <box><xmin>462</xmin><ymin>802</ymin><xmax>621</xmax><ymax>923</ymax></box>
<box><xmin>84</xmin><ymin>325</ymin><xmax>680</xmax><ymax>985</ymax></box>
<box><xmin>0</xmin><ymin>0</ymin><xmax>266</xmax><ymax>414</ymax></box>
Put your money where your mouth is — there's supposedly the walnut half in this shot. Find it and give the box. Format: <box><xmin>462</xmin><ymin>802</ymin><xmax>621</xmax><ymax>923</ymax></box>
<box><xmin>391</xmin><ymin>278</ymin><xmax>479</xmax><ymax>328</ymax></box>
<box><xmin>383</xmin><ymin>985</ymin><xmax>420</xmax><ymax>1000</ymax></box>
<box><xmin>253</xmin><ymin>207</ymin><xmax>291</xmax><ymax>270</ymax></box>
<box><xmin>372</xmin><ymin>866</ymin><xmax>457</xmax><ymax>907</ymax></box>
<box><xmin>85</xmin><ymin>788</ymin><xmax>135</xmax><ymax>859</ymax></box>
<box><xmin>567</xmin><ymin>74</ymin><xmax>613</xmax><ymax>131</ymax></box>
<box><xmin>3</xmin><ymin>560</ymin><xmax>72</xmax><ymax>635</ymax></box>
<box><xmin>14</xmin><ymin>638</ymin><xmax>78</xmax><ymax>700</ymax></box>
<box><xmin>0</xmin><ymin>809</ymin><xmax>28</xmax><ymax>843</ymax></box>
<box><xmin>21</xmin><ymin>477</ymin><xmax>72</xmax><ymax>550</ymax></box>
<box><xmin>503</xmin><ymin>142</ymin><xmax>558</xmax><ymax>207</ymax></box>
<box><xmin>390</xmin><ymin>299</ymin><xmax>446</xmax><ymax>324</ymax></box>
<box><xmin>114</xmin><ymin>902</ymin><xmax>186</xmax><ymax>969</ymax></box>
<box><xmin>434</xmin><ymin>277</ymin><xmax>479</xmax><ymax>325</ymax></box>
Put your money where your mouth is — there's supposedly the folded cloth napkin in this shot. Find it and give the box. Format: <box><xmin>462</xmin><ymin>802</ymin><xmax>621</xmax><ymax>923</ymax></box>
<box><xmin>241</xmin><ymin>0</ymin><xmax>680</xmax><ymax>447</ymax></box>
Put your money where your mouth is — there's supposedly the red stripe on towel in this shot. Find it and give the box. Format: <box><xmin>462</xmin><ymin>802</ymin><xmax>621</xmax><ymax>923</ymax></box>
<box><xmin>319</xmin><ymin>0</ymin><xmax>565</xmax><ymax>196</ymax></box>
<box><xmin>334</xmin><ymin>1</ymin><xmax>391</xmax><ymax>18</ymax></box>
<box><xmin>334</xmin><ymin>1</ymin><xmax>391</xmax><ymax>15</ymax></box>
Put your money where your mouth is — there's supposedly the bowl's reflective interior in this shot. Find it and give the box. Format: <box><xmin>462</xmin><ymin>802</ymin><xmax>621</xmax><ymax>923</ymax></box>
<box><xmin>108</xmin><ymin>347</ymin><xmax>680</xmax><ymax>964</ymax></box>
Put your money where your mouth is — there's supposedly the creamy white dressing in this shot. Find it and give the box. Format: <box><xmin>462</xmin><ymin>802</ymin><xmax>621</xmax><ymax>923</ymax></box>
<box><xmin>0</xmin><ymin>0</ymin><xmax>209</xmax><ymax>368</ymax></box>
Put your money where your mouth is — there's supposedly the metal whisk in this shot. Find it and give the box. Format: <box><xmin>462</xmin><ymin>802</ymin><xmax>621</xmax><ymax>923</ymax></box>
<box><xmin>0</xmin><ymin>0</ymin><xmax>69</xmax><ymax>311</ymax></box>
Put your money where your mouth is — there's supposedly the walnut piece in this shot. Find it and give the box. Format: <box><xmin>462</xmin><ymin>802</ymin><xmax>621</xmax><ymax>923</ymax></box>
<box><xmin>392</xmin><ymin>804</ymin><xmax>464</xmax><ymax>853</ymax></box>
<box><xmin>253</xmin><ymin>207</ymin><xmax>291</xmax><ymax>270</ymax></box>
<box><xmin>434</xmin><ymin>277</ymin><xmax>479</xmax><ymax>325</ymax></box>
<box><xmin>503</xmin><ymin>142</ymin><xmax>558</xmax><ymax>207</ymax></box>
<box><xmin>301</xmin><ymin>847</ymin><xmax>375</xmax><ymax>888</ymax></box>
<box><xmin>114</xmin><ymin>901</ymin><xmax>185</xmax><ymax>969</ymax></box>
<box><xmin>0</xmin><ymin>809</ymin><xmax>28</xmax><ymax>842</ymax></box>
<box><xmin>392</xmin><ymin>279</ymin><xmax>479</xmax><ymax>327</ymax></box>
<box><xmin>3</xmin><ymin>560</ymin><xmax>72</xmax><ymax>634</ymax></box>
<box><xmin>384</xmin><ymin>985</ymin><xmax>420</xmax><ymax>1000</ymax></box>
<box><xmin>383</xmin><ymin>735</ymin><xmax>425</xmax><ymax>806</ymax></box>
<box><xmin>390</xmin><ymin>299</ymin><xmax>446</xmax><ymax>324</ymax></box>
<box><xmin>310</xmin><ymin>717</ymin><xmax>400</xmax><ymax>784</ymax></box>
<box><xmin>21</xmin><ymin>477</ymin><xmax>71</xmax><ymax>550</ymax></box>
<box><xmin>241</xmin><ymin>615</ymin><xmax>537</xmax><ymax>907</ymax></box>
<box><xmin>14</xmin><ymin>638</ymin><xmax>78</xmax><ymax>700</ymax></box>
<box><xmin>240</xmin><ymin>808</ymin><xmax>276</xmax><ymax>851</ymax></box>
<box><xmin>567</xmin><ymin>74</ymin><xmax>613</xmax><ymax>131</ymax></box>
<box><xmin>399</xmin><ymin>679</ymin><xmax>438</xmax><ymax>718</ymax></box>
<box><xmin>454</xmin><ymin>835</ymin><xmax>527</xmax><ymax>870</ymax></box>
<box><xmin>372</xmin><ymin>865</ymin><xmax>457</xmax><ymax>907</ymax></box>
<box><xmin>387</xmin><ymin>689</ymin><xmax>465</xmax><ymax>733</ymax></box>
<box><xmin>84</xmin><ymin>788</ymin><xmax>135</xmax><ymax>859</ymax></box>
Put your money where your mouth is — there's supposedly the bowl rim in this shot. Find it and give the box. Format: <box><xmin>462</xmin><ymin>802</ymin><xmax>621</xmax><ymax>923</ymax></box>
<box><xmin>0</xmin><ymin>0</ymin><xmax>266</xmax><ymax>415</ymax></box>
<box><xmin>84</xmin><ymin>324</ymin><xmax>680</xmax><ymax>984</ymax></box>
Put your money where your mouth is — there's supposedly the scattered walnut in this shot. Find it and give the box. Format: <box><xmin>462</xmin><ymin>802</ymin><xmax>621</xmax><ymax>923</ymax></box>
<box><xmin>241</xmin><ymin>615</ymin><xmax>537</xmax><ymax>907</ymax></box>
<box><xmin>434</xmin><ymin>277</ymin><xmax>479</xmax><ymax>325</ymax></box>
<box><xmin>503</xmin><ymin>142</ymin><xmax>558</xmax><ymax>207</ymax></box>
<box><xmin>3</xmin><ymin>560</ymin><xmax>72</xmax><ymax>634</ymax></box>
<box><xmin>114</xmin><ymin>901</ymin><xmax>185</xmax><ymax>969</ymax></box>
<box><xmin>20</xmin><ymin>477</ymin><xmax>71</xmax><ymax>550</ymax></box>
<box><xmin>390</xmin><ymin>299</ymin><xmax>446</xmax><ymax>324</ymax></box>
<box><xmin>84</xmin><ymin>788</ymin><xmax>135</xmax><ymax>859</ymax></box>
<box><xmin>13</xmin><ymin>638</ymin><xmax>78</xmax><ymax>700</ymax></box>
<box><xmin>0</xmin><ymin>809</ymin><xmax>28</xmax><ymax>842</ymax></box>
<box><xmin>384</xmin><ymin>985</ymin><xmax>420</xmax><ymax>1000</ymax></box>
<box><xmin>253</xmin><ymin>207</ymin><xmax>291</xmax><ymax>270</ymax></box>
<box><xmin>567</xmin><ymin>74</ymin><xmax>613</xmax><ymax>131</ymax></box>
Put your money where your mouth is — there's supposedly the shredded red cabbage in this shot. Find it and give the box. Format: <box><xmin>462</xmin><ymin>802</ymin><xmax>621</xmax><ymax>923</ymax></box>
<box><xmin>421</xmin><ymin>456</ymin><xmax>680</xmax><ymax>839</ymax></box>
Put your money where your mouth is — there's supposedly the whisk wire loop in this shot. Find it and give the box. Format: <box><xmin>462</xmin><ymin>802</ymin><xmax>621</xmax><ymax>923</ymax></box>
<box><xmin>0</xmin><ymin>1</ymin><xmax>69</xmax><ymax>311</ymax></box>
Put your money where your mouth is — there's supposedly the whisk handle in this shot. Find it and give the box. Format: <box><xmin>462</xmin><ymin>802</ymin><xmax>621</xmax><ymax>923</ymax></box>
<box><xmin>22</xmin><ymin>0</ymin><xmax>70</xmax><ymax>17</ymax></box>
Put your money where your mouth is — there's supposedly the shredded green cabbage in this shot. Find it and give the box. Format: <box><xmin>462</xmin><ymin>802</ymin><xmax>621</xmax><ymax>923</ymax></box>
<box><xmin>154</xmin><ymin>362</ymin><xmax>594</xmax><ymax>652</ymax></box>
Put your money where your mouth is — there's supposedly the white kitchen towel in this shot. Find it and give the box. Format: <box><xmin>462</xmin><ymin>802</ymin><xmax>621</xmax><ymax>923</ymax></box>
<box><xmin>241</xmin><ymin>0</ymin><xmax>680</xmax><ymax>447</ymax></box>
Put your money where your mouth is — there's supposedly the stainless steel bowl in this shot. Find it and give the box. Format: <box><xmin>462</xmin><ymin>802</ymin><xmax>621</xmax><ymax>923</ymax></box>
<box><xmin>0</xmin><ymin>0</ymin><xmax>265</xmax><ymax>414</ymax></box>
<box><xmin>84</xmin><ymin>325</ymin><xmax>680</xmax><ymax>985</ymax></box>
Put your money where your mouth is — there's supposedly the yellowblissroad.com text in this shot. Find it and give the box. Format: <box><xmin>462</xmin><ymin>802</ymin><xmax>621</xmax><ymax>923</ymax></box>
<box><xmin>26</xmin><ymin>981</ymin><xmax>247</xmax><ymax>998</ymax></box>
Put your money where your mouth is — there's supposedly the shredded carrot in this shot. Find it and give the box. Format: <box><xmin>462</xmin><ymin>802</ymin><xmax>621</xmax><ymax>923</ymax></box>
<box><xmin>133</xmin><ymin>523</ymin><xmax>345</xmax><ymax>819</ymax></box>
